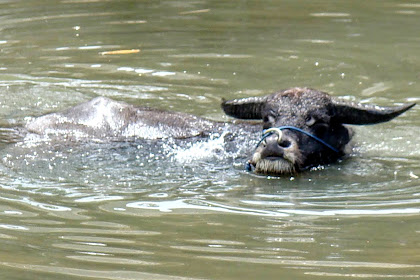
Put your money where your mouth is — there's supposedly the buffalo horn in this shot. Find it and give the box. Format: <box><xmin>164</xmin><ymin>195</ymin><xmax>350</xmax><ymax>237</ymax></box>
<box><xmin>221</xmin><ymin>96</ymin><xmax>267</xmax><ymax>119</ymax></box>
<box><xmin>333</xmin><ymin>100</ymin><xmax>416</xmax><ymax>125</ymax></box>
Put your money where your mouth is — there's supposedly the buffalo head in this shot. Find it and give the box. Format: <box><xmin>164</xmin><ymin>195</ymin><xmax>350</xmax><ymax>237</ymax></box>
<box><xmin>222</xmin><ymin>87</ymin><xmax>415</xmax><ymax>175</ymax></box>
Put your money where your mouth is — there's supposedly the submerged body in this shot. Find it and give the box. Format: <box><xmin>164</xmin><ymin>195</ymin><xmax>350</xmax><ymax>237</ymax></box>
<box><xmin>26</xmin><ymin>97</ymin><xmax>222</xmax><ymax>140</ymax></box>
<box><xmin>24</xmin><ymin>88</ymin><xmax>415</xmax><ymax>176</ymax></box>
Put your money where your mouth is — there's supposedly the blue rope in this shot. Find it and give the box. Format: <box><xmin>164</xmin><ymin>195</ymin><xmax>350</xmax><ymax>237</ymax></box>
<box><xmin>256</xmin><ymin>126</ymin><xmax>340</xmax><ymax>154</ymax></box>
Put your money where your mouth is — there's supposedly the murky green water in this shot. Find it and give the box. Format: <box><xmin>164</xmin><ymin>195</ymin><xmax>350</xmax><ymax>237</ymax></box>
<box><xmin>0</xmin><ymin>0</ymin><xmax>419</xmax><ymax>279</ymax></box>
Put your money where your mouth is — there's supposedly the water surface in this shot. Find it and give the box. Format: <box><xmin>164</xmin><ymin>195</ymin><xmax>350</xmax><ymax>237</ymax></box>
<box><xmin>0</xmin><ymin>0</ymin><xmax>419</xmax><ymax>279</ymax></box>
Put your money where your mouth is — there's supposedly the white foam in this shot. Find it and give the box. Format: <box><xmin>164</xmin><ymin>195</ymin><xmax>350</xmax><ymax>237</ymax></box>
<box><xmin>172</xmin><ymin>133</ymin><xmax>228</xmax><ymax>163</ymax></box>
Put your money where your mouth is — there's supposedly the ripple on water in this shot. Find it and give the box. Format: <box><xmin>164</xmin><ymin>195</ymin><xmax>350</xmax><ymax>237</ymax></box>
<box><xmin>0</xmin><ymin>0</ymin><xmax>419</xmax><ymax>279</ymax></box>
<box><xmin>1</xmin><ymin>123</ymin><xmax>418</xmax><ymax>221</ymax></box>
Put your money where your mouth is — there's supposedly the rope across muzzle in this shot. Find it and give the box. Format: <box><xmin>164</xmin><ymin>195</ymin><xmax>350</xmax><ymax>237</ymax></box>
<box><xmin>255</xmin><ymin>126</ymin><xmax>340</xmax><ymax>153</ymax></box>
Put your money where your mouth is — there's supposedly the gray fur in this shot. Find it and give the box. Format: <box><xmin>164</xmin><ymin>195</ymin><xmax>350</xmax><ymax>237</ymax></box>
<box><xmin>223</xmin><ymin>87</ymin><xmax>415</xmax><ymax>175</ymax></box>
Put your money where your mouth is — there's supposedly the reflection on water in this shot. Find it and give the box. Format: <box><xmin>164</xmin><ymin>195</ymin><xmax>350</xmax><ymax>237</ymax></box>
<box><xmin>0</xmin><ymin>0</ymin><xmax>419</xmax><ymax>279</ymax></box>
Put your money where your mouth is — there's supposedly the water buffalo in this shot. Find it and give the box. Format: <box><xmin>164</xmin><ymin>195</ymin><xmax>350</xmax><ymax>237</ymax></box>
<box><xmin>222</xmin><ymin>87</ymin><xmax>415</xmax><ymax>175</ymax></box>
<box><xmin>24</xmin><ymin>87</ymin><xmax>415</xmax><ymax>175</ymax></box>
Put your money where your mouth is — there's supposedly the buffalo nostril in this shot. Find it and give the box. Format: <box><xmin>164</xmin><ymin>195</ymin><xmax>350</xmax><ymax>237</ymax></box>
<box><xmin>265</xmin><ymin>135</ymin><xmax>292</xmax><ymax>149</ymax></box>
<box><xmin>279</xmin><ymin>139</ymin><xmax>292</xmax><ymax>148</ymax></box>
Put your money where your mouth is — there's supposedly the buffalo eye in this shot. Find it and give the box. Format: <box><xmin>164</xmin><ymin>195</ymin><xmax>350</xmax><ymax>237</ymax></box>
<box><xmin>263</xmin><ymin>110</ymin><xmax>276</xmax><ymax>123</ymax></box>
<box><xmin>305</xmin><ymin>115</ymin><xmax>316</xmax><ymax>126</ymax></box>
<box><xmin>263</xmin><ymin>115</ymin><xmax>273</xmax><ymax>123</ymax></box>
<box><xmin>263</xmin><ymin>114</ymin><xmax>276</xmax><ymax>129</ymax></box>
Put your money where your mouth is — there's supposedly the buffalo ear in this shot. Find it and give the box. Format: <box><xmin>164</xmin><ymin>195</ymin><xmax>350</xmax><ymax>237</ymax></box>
<box><xmin>332</xmin><ymin>100</ymin><xmax>416</xmax><ymax>125</ymax></box>
<box><xmin>221</xmin><ymin>96</ymin><xmax>268</xmax><ymax>119</ymax></box>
